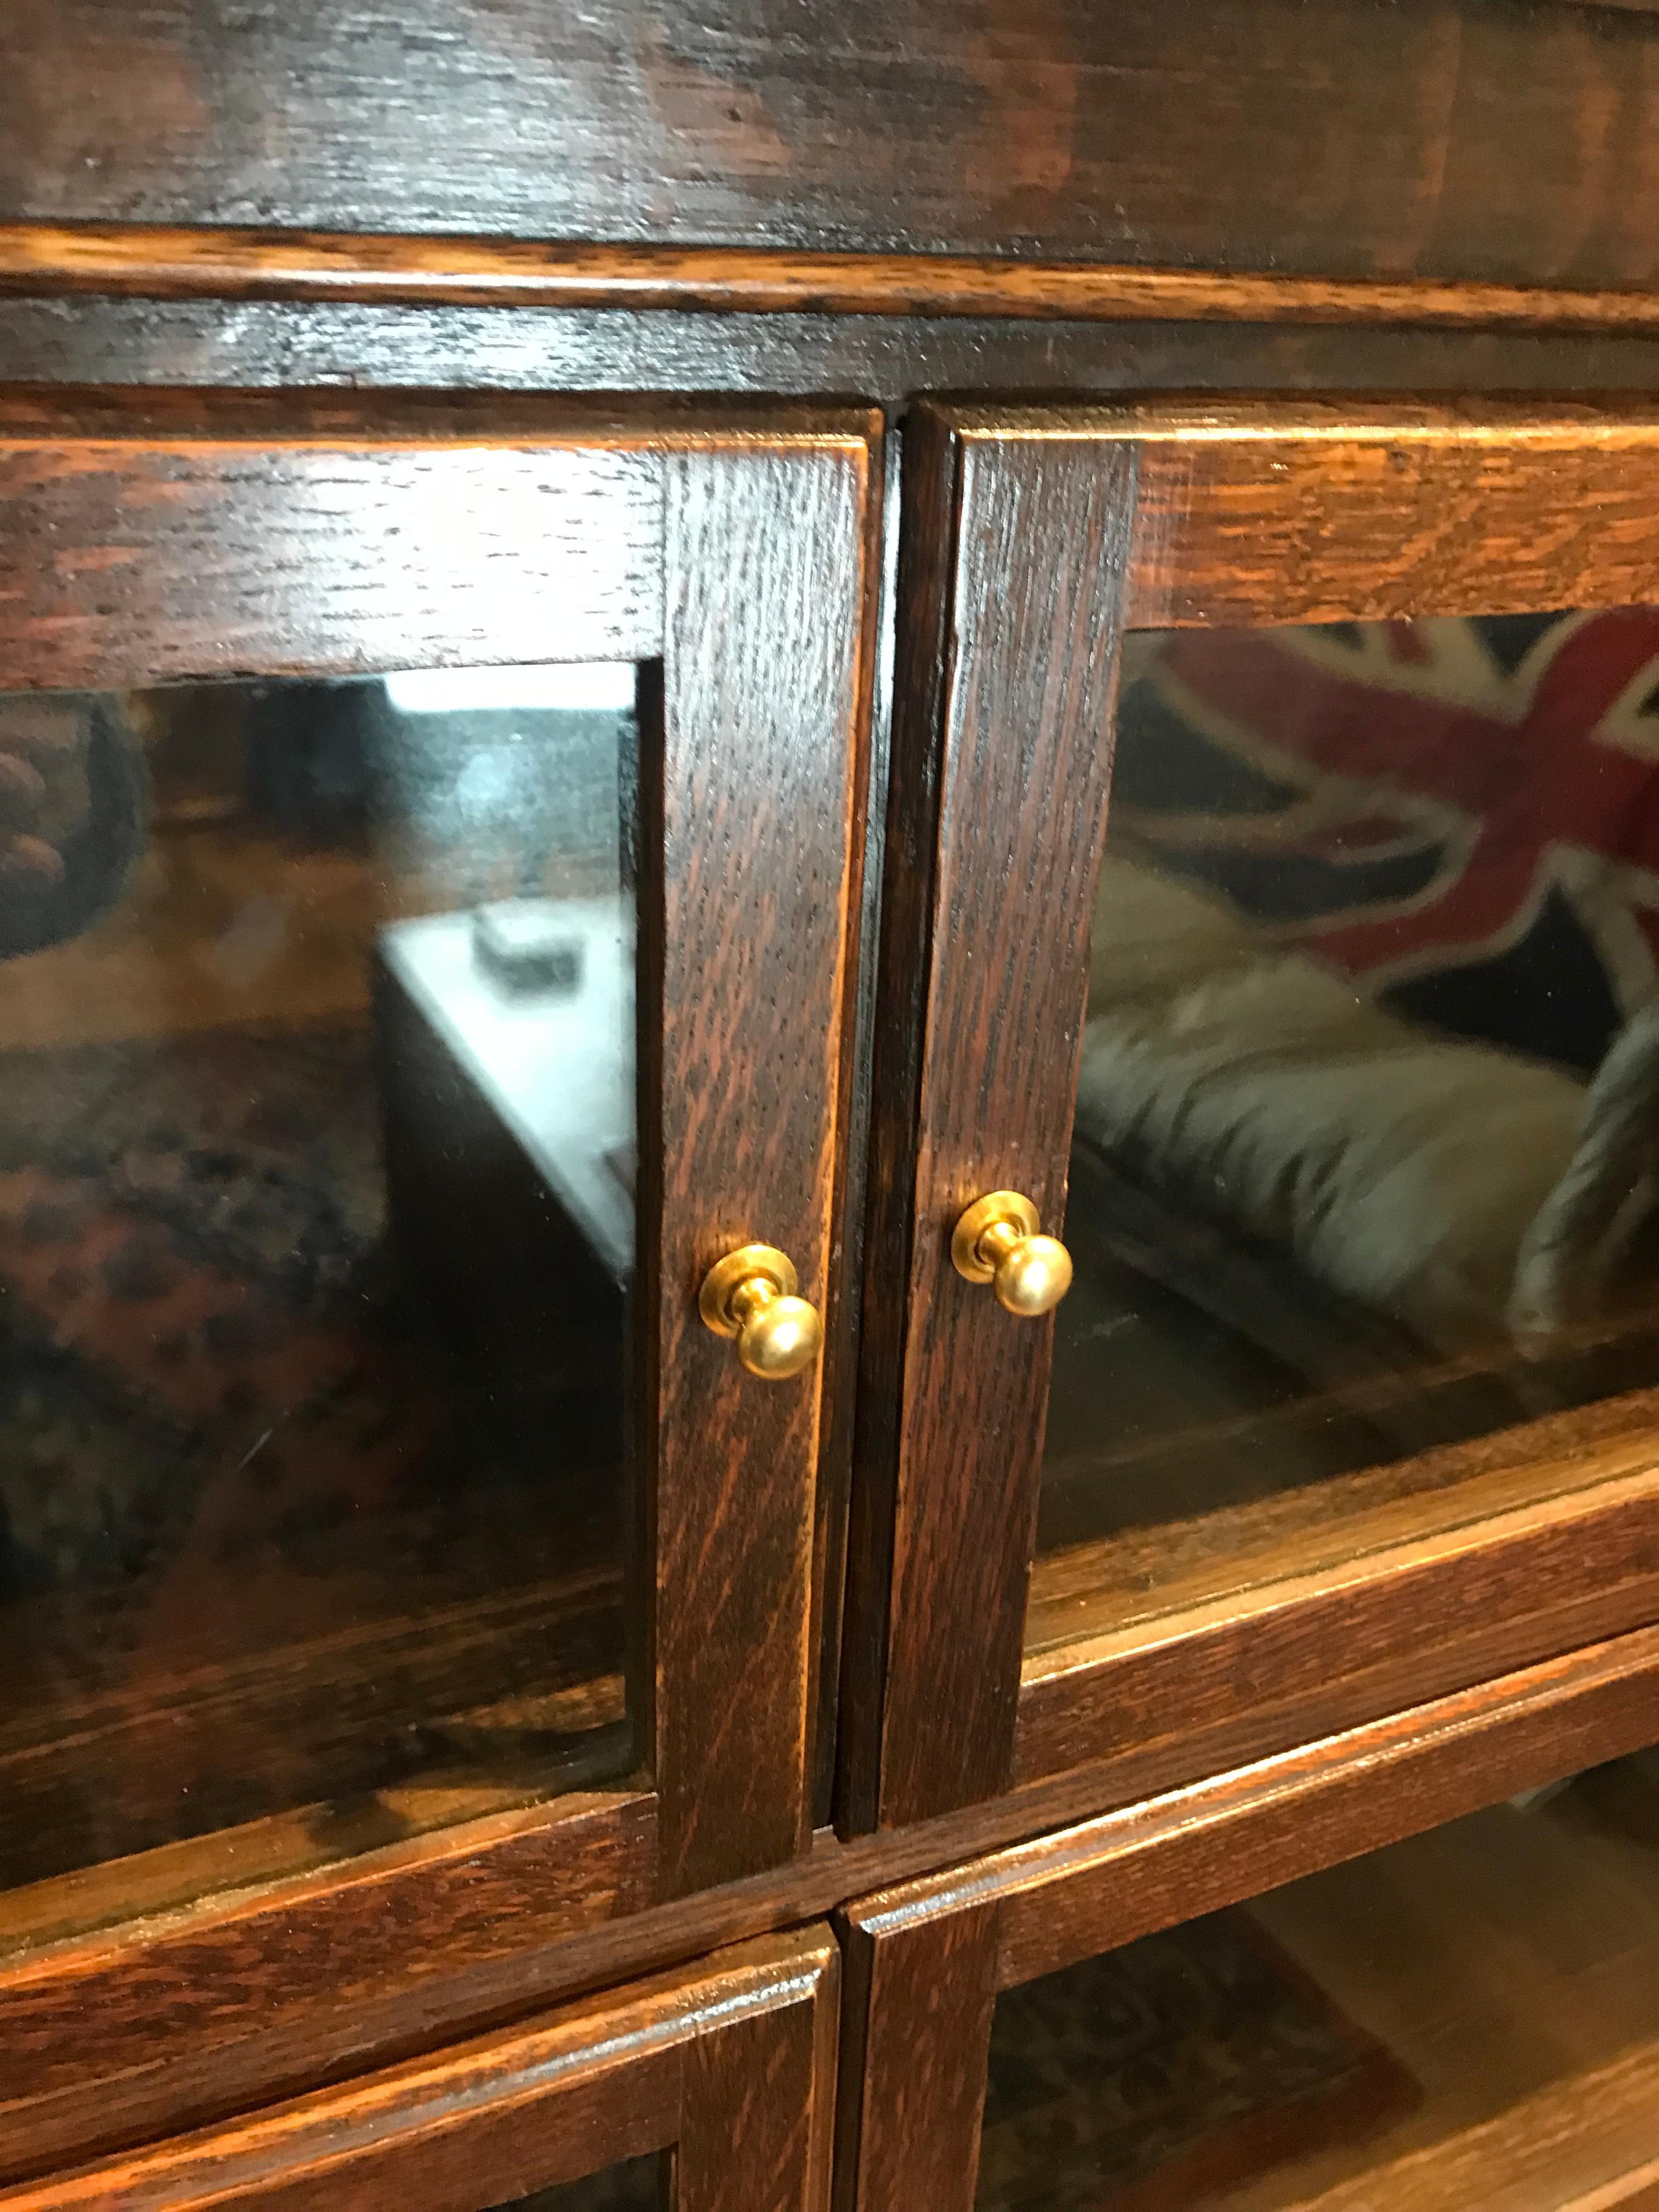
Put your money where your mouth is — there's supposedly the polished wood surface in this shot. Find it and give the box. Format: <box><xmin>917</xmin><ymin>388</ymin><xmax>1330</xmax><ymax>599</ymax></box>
<box><xmin>1124</xmin><ymin>397</ymin><xmax>1659</xmax><ymax>623</ymax></box>
<box><xmin>9</xmin><ymin>1601</ymin><xmax>1659</xmax><ymax>2183</ymax></box>
<box><xmin>859</xmin><ymin>393</ymin><xmax>1659</xmax><ymax>1839</ymax></box>
<box><xmin>843</xmin><ymin>409</ymin><xmax>1132</xmax><ymax>1831</ymax></box>
<box><xmin>14</xmin><ymin>304</ymin><xmax>1659</xmax><ymax>412</ymax></box>
<box><xmin>19</xmin><ymin>225</ymin><xmax>1659</xmax><ymax>332</ymax></box>
<box><xmin>853</xmin><ymin>1762</ymin><xmax>1659</xmax><ymax>2211</ymax></box>
<box><xmin>649</xmin><ymin>424</ymin><xmax>877</xmax><ymax>1893</ymax></box>
<box><xmin>6</xmin><ymin>2</ymin><xmax>1659</xmax><ymax>295</ymax></box>
<box><xmin>1018</xmin><ymin>1412</ymin><xmax>1659</xmax><ymax>1786</ymax></box>
<box><xmin>837</xmin><ymin>1624</ymin><xmax>1659</xmax><ymax>2212</ymax></box>
<box><xmin>0</xmin><ymin>397</ymin><xmax>877</xmax><ymax>2177</ymax></box>
<box><xmin>0</xmin><ymin>1927</ymin><xmax>837</xmax><ymax>2209</ymax></box>
<box><xmin>0</xmin><ymin>430</ymin><xmax>661</xmax><ymax>689</ymax></box>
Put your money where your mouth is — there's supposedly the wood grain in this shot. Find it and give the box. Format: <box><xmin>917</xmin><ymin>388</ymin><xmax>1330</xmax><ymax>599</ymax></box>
<box><xmin>1011</xmin><ymin>1625</ymin><xmax>1659</xmax><ymax>1988</ymax></box>
<box><xmin>833</xmin><ymin>1896</ymin><xmax>999</xmax><ymax>2212</ymax></box>
<box><xmin>862</xmin><ymin>393</ymin><xmax>1659</xmax><ymax>1835</ymax></box>
<box><xmin>1125</xmin><ymin>397</ymin><xmax>1659</xmax><ymax>624</ymax></box>
<box><xmin>934</xmin><ymin>398</ymin><xmax>1659</xmax><ymax>629</ymax></box>
<box><xmin>18</xmin><ymin>225</ymin><xmax>1659</xmax><ymax>332</ymax></box>
<box><xmin>1017</xmin><ymin>1434</ymin><xmax>1659</xmax><ymax>1787</ymax></box>
<box><xmin>679</xmin><ymin>1935</ymin><xmax>838</xmax><ymax>2212</ymax></box>
<box><xmin>648</xmin><ymin>423</ymin><xmax>876</xmax><ymax>1897</ymax></box>
<box><xmin>18</xmin><ymin>1615</ymin><xmax>1659</xmax><ymax>2187</ymax></box>
<box><xmin>0</xmin><ymin>1788</ymin><xmax>655</xmax><ymax>2181</ymax></box>
<box><xmin>7</xmin><ymin>3</ymin><xmax>1659</xmax><ymax>292</ymax></box>
<box><xmin>837</xmin><ymin>1625</ymin><xmax>1659</xmax><ymax>2212</ymax></box>
<box><xmin>0</xmin><ymin>1928</ymin><xmax>836</xmax><ymax>2211</ymax></box>
<box><xmin>0</xmin><ymin>410</ymin><xmax>663</xmax><ymax>687</ymax></box>
<box><xmin>808</xmin><ymin>433</ymin><xmax>890</xmax><ymax>1831</ymax></box>
<box><xmin>15</xmin><ymin>303</ymin><xmax>1659</xmax><ymax>413</ymax></box>
<box><xmin>0</xmin><ymin>402</ymin><xmax>876</xmax><ymax>2176</ymax></box>
<box><xmin>844</xmin><ymin>407</ymin><xmax>1133</xmax><ymax>1830</ymax></box>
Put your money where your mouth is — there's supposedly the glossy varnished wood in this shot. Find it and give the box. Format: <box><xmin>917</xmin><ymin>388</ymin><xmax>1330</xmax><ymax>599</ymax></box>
<box><xmin>834</xmin><ymin>1891</ymin><xmax>998</xmax><ymax>2212</ymax></box>
<box><xmin>0</xmin><ymin>1927</ymin><xmax>837</xmax><ymax>2210</ymax></box>
<box><xmin>843</xmin><ymin>407</ymin><xmax>1133</xmax><ymax>1832</ymax></box>
<box><xmin>0</xmin><ymin>400</ymin><xmax>663</xmax><ymax>686</ymax></box>
<box><xmin>837</xmin><ymin>1624</ymin><xmax>1659</xmax><ymax>2212</ymax></box>
<box><xmin>20</xmin><ymin>225</ymin><xmax>1659</xmax><ymax>332</ymax></box>
<box><xmin>1019</xmin><ymin>1413</ymin><xmax>1659</xmax><ymax>1784</ymax></box>
<box><xmin>649</xmin><ymin>423</ymin><xmax>878</xmax><ymax>1894</ymax></box>
<box><xmin>16</xmin><ymin>305</ymin><xmax>1659</xmax><ymax>411</ymax></box>
<box><xmin>0</xmin><ymin>392</ymin><xmax>877</xmax><ymax>2177</ymax></box>
<box><xmin>1124</xmin><ymin>397</ymin><xmax>1659</xmax><ymax>623</ymax></box>
<box><xmin>7</xmin><ymin>4</ymin><xmax>1659</xmax><ymax>294</ymax></box>
<box><xmin>0</xmin><ymin>1788</ymin><xmax>654</xmax><ymax>2181</ymax></box>
<box><xmin>855</xmin><ymin>393</ymin><xmax>1659</xmax><ymax>1837</ymax></box>
<box><xmin>15</xmin><ymin>1597</ymin><xmax>1659</xmax><ymax>2185</ymax></box>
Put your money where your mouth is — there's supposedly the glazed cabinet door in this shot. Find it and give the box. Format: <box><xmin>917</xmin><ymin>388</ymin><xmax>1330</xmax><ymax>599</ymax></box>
<box><xmin>839</xmin><ymin>1629</ymin><xmax>1659</xmax><ymax>2212</ymax></box>
<box><xmin>847</xmin><ymin>396</ymin><xmax>1659</xmax><ymax>1832</ymax></box>
<box><xmin>0</xmin><ymin>392</ymin><xmax>875</xmax><ymax>2175</ymax></box>
<box><xmin>0</xmin><ymin>1927</ymin><xmax>837</xmax><ymax>2211</ymax></box>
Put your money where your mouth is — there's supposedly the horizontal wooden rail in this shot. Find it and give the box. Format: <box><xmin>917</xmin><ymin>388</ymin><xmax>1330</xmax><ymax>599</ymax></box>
<box><xmin>4</xmin><ymin>223</ymin><xmax>1659</xmax><ymax>331</ymax></box>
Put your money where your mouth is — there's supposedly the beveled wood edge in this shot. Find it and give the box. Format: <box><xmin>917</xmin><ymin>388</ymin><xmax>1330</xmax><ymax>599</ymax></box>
<box><xmin>917</xmin><ymin>390</ymin><xmax>1659</xmax><ymax>445</ymax></box>
<box><xmin>0</xmin><ymin>1785</ymin><xmax>655</xmax><ymax>1988</ymax></box>
<box><xmin>0</xmin><ymin>1927</ymin><xmax>836</xmax><ymax>2209</ymax></box>
<box><xmin>0</xmin><ymin>383</ymin><xmax>881</xmax><ymax>447</ymax></box>
<box><xmin>1015</xmin><ymin>1454</ymin><xmax>1659</xmax><ymax>1783</ymax></box>
<box><xmin>855</xmin><ymin>390</ymin><xmax>1659</xmax><ymax>1839</ymax></box>
<box><xmin>7</xmin><ymin>225</ymin><xmax>1659</xmax><ymax>335</ymax></box>
<box><xmin>844</xmin><ymin>1621</ymin><xmax>1659</xmax><ymax>1988</ymax></box>
<box><xmin>646</xmin><ymin>428</ymin><xmax>879</xmax><ymax>1892</ymax></box>
<box><xmin>14</xmin><ymin>1606</ymin><xmax>1659</xmax><ymax>2185</ymax></box>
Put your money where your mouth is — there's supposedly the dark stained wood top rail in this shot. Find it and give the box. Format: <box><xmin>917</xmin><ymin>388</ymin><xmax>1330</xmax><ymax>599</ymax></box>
<box><xmin>7</xmin><ymin>224</ymin><xmax>1659</xmax><ymax>332</ymax></box>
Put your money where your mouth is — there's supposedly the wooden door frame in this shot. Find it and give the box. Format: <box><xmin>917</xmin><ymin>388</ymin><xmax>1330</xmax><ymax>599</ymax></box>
<box><xmin>836</xmin><ymin>1622</ymin><xmax>1659</xmax><ymax>2211</ymax></box>
<box><xmin>0</xmin><ymin>1926</ymin><xmax>838</xmax><ymax>2209</ymax></box>
<box><xmin>0</xmin><ymin>390</ymin><xmax>878</xmax><ymax>2176</ymax></box>
<box><xmin>843</xmin><ymin>395</ymin><xmax>1659</xmax><ymax>1834</ymax></box>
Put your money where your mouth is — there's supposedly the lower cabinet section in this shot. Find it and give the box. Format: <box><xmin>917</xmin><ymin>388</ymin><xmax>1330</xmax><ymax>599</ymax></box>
<box><xmin>840</xmin><ymin>1741</ymin><xmax>1659</xmax><ymax>2211</ymax></box>
<box><xmin>0</xmin><ymin>1929</ymin><xmax>838</xmax><ymax>2212</ymax></box>
<box><xmin>13</xmin><ymin>1652</ymin><xmax>1659</xmax><ymax>2212</ymax></box>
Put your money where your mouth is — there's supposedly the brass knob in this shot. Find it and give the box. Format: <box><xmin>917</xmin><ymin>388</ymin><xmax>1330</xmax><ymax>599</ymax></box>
<box><xmin>698</xmin><ymin>1243</ymin><xmax>823</xmax><ymax>1380</ymax></box>
<box><xmin>952</xmin><ymin>1192</ymin><xmax>1073</xmax><ymax>1318</ymax></box>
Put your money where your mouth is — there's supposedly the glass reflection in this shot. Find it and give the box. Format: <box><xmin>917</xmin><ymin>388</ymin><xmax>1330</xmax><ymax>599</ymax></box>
<box><xmin>1038</xmin><ymin>612</ymin><xmax>1659</xmax><ymax>1635</ymax></box>
<box><xmin>978</xmin><ymin>1748</ymin><xmax>1659</xmax><ymax>2209</ymax></box>
<box><xmin>0</xmin><ymin>664</ymin><xmax>638</xmax><ymax>1911</ymax></box>
<box><xmin>487</xmin><ymin>2155</ymin><xmax>665</xmax><ymax>2211</ymax></box>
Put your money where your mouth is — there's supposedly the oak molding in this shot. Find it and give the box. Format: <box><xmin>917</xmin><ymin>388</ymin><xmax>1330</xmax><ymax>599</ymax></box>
<box><xmin>5</xmin><ymin>224</ymin><xmax>1659</xmax><ymax>331</ymax></box>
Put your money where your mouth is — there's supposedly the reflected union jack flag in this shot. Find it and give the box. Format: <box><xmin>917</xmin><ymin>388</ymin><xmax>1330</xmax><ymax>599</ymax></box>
<box><xmin>1112</xmin><ymin>608</ymin><xmax>1659</xmax><ymax>1073</ymax></box>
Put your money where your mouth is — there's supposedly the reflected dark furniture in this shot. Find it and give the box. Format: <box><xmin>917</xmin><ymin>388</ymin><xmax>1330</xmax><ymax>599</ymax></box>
<box><xmin>14</xmin><ymin>5</ymin><xmax>1659</xmax><ymax>2210</ymax></box>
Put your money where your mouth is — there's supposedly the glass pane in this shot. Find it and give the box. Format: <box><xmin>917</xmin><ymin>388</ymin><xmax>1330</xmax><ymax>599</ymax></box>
<box><xmin>1036</xmin><ymin>610</ymin><xmax>1659</xmax><ymax>1647</ymax></box>
<box><xmin>977</xmin><ymin>1748</ymin><xmax>1659</xmax><ymax>2208</ymax></box>
<box><xmin>0</xmin><ymin>664</ymin><xmax>640</xmax><ymax>1926</ymax></box>
<box><xmin>487</xmin><ymin>2154</ymin><xmax>667</xmax><ymax>2210</ymax></box>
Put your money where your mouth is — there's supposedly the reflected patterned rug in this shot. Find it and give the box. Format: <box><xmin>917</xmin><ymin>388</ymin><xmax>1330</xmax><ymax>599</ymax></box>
<box><xmin>0</xmin><ymin>1019</ymin><xmax>630</xmax><ymax>1888</ymax></box>
<box><xmin>0</xmin><ymin>1023</ymin><xmax>419</xmax><ymax>1598</ymax></box>
<box><xmin>978</xmin><ymin>1909</ymin><xmax>1419</xmax><ymax>2211</ymax></box>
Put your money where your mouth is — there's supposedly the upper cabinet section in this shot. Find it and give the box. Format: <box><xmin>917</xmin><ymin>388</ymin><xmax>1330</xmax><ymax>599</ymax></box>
<box><xmin>4</xmin><ymin>3</ymin><xmax>1659</xmax><ymax>289</ymax></box>
<box><xmin>0</xmin><ymin>393</ymin><xmax>876</xmax><ymax>2176</ymax></box>
<box><xmin>848</xmin><ymin>396</ymin><xmax>1659</xmax><ymax>1835</ymax></box>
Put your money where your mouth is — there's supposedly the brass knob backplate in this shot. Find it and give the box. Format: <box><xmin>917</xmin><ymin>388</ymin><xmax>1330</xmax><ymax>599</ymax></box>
<box><xmin>699</xmin><ymin>1243</ymin><xmax>823</xmax><ymax>1380</ymax></box>
<box><xmin>952</xmin><ymin>1191</ymin><xmax>1074</xmax><ymax>1318</ymax></box>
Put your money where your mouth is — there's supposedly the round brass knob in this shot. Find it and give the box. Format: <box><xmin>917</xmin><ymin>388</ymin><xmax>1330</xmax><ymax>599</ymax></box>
<box><xmin>951</xmin><ymin>1191</ymin><xmax>1073</xmax><ymax>1318</ymax></box>
<box><xmin>698</xmin><ymin>1243</ymin><xmax>823</xmax><ymax>1380</ymax></box>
